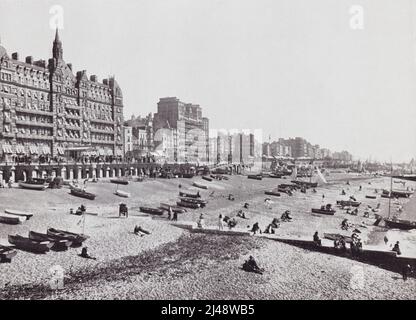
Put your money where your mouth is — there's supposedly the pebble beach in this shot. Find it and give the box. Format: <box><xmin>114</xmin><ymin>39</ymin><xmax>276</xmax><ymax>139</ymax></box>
<box><xmin>0</xmin><ymin>172</ymin><xmax>415</xmax><ymax>300</ymax></box>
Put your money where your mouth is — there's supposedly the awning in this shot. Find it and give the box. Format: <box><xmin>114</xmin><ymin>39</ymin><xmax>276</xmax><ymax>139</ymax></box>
<box><xmin>15</xmin><ymin>145</ymin><xmax>25</xmax><ymax>154</ymax></box>
<box><xmin>57</xmin><ymin>147</ymin><xmax>65</xmax><ymax>155</ymax></box>
<box><xmin>116</xmin><ymin>150</ymin><xmax>123</xmax><ymax>156</ymax></box>
<box><xmin>98</xmin><ymin>149</ymin><xmax>105</xmax><ymax>156</ymax></box>
<box><xmin>29</xmin><ymin>146</ymin><xmax>38</xmax><ymax>154</ymax></box>
<box><xmin>42</xmin><ymin>146</ymin><xmax>51</xmax><ymax>155</ymax></box>
<box><xmin>106</xmin><ymin>149</ymin><xmax>113</xmax><ymax>156</ymax></box>
<box><xmin>1</xmin><ymin>145</ymin><xmax>13</xmax><ymax>154</ymax></box>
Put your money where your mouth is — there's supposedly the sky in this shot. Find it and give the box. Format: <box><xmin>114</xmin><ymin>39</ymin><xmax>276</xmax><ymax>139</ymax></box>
<box><xmin>0</xmin><ymin>0</ymin><xmax>415</xmax><ymax>162</ymax></box>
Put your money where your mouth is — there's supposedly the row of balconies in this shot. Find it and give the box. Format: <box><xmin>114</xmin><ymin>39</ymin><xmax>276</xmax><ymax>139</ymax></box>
<box><xmin>16</xmin><ymin>133</ymin><xmax>53</xmax><ymax>140</ymax></box>
<box><xmin>15</xmin><ymin>120</ymin><xmax>54</xmax><ymax>128</ymax></box>
<box><xmin>15</xmin><ymin>107</ymin><xmax>53</xmax><ymax>116</ymax></box>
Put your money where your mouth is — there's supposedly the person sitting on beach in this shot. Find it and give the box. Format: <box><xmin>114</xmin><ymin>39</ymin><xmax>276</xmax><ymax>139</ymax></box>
<box><xmin>346</xmin><ymin>181</ymin><xmax>350</xmax><ymax>185</ymax></box>
<box><xmin>244</xmin><ymin>203</ymin><xmax>249</xmax><ymax>209</ymax></box>
<box><xmin>237</xmin><ymin>210</ymin><xmax>247</xmax><ymax>219</ymax></box>
<box><xmin>281</xmin><ymin>210</ymin><xmax>292</xmax><ymax>222</ymax></box>
<box><xmin>242</xmin><ymin>256</ymin><xmax>263</xmax><ymax>275</ymax></box>
<box><xmin>227</xmin><ymin>218</ymin><xmax>237</xmax><ymax>229</ymax></box>
<box><xmin>392</xmin><ymin>241</ymin><xmax>401</xmax><ymax>255</ymax></box>
<box><xmin>228</xmin><ymin>194</ymin><xmax>235</xmax><ymax>201</ymax></box>
<box><xmin>134</xmin><ymin>225</ymin><xmax>142</xmax><ymax>235</ymax></box>
<box><xmin>341</xmin><ymin>219</ymin><xmax>349</xmax><ymax>230</ymax></box>
<box><xmin>312</xmin><ymin>188</ymin><xmax>317</xmax><ymax>193</ymax></box>
<box><xmin>313</xmin><ymin>232</ymin><xmax>322</xmax><ymax>246</ymax></box>
<box><xmin>341</xmin><ymin>189</ymin><xmax>346</xmax><ymax>195</ymax></box>
<box><xmin>350</xmin><ymin>195</ymin><xmax>357</xmax><ymax>202</ymax></box>
<box><xmin>363</xmin><ymin>211</ymin><xmax>370</xmax><ymax>218</ymax></box>
<box><xmin>351</xmin><ymin>208</ymin><xmax>358</xmax><ymax>216</ymax></box>
<box><xmin>271</xmin><ymin>218</ymin><xmax>280</xmax><ymax>229</ymax></box>
<box><xmin>251</xmin><ymin>222</ymin><xmax>261</xmax><ymax>235</ymax></box>
<box><xmin>80</xmin><ymin>247</ymin><xmax>96</xmax><ymax>260</ymax></box>
<box><xmin>197</xmin><ymin>214</ymin><xmax>205</xmax><ymax>228</ymax></box>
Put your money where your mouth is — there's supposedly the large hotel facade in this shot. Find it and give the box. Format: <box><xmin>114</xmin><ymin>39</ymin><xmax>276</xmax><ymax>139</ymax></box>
<box><xmin>0</xmin><ymin>30</ymin><xmax>124</xmax><ymax>163</ymax></box>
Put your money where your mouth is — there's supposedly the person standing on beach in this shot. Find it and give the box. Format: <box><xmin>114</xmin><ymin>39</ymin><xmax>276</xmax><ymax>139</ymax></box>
<box><xmin>172</xmin><ymin>211</ymin><xmax>178</xmax><ymax>221</ymax></box>
<box><xmin>402</xmin><ymin>264</ymin><xmax>412</xmax><ymax>281</ymax></box>
<box><xmin>218</xmin><ymin>214</ymin><xmax>224</xmax><ymax>230</ymax></box>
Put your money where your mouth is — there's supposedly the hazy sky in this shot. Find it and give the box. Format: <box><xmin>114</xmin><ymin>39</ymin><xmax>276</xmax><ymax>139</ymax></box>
<box><xmin>1</xmin><ymin>0</ymin><xmax>415</xmax><ymax>162</ymax></box>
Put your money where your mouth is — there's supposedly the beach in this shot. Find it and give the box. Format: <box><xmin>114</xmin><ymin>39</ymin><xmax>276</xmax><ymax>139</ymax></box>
<box><xmin>0</xmin><ymin>172</ymin><xmax>415</xmax><ymax>300</ymax></box>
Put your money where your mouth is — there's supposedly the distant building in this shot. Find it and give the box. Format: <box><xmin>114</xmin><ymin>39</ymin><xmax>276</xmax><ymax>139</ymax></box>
<box><xmin>124</xmin><ymin>113</ymin><xmax>154</xmax><ymax>158</ymax></box>
<box><xmin>153</xmin><ymin>97</ymin><xmax>209</xmax><ymax>163</ymax></box>
<box><xmin>123</xmin><ymin>126</ymin><xmax>133</xmax><ymax>156</ymax></box>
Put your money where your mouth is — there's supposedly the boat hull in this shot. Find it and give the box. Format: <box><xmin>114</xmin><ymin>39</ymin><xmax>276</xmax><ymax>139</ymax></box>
<box><xmin>18</xmin><ymin>181</ymin><xmax>47</xmax><ymax>190</ymax></box>
<box><xmin>70</xmin><ymin>189</ymin><xmax>96</xmax><ymax>200</ymax></box>
<box><xmin>47</xmin><ymin>228</ymin><xmax>88</xmax><ymax>247</ymax></box>
<box><xmin>4</xmin><ymin>209</ymin><xmax>33</xmax><ymax>219</ymax></box>
<box><xmin>110</xmin><ymin>179</ymin><xmax>129</xmax><ymax>185</ymax></box>
<box><xmin>311</xmin><ymin>209</ymin><xmax>335</xmax><ymax>215</ymax></box>
<box><xmin>8</xmin><ymin>235</ymin><xmax>52</xmax><ymax>253</ymax></box>
<box><xmin>139</xmin><ymin>207</ymin><xmax>164</xmax><ymax>215</ymax></box>
<box><xmin>265</xmin><ymin>191</ymin><xmax>281</xmax><ymax>197</ymax></box>
<box><xmin>384</xmin><ymin>219</ymin><xmax>416</xmax><ymax>230</ymax></box>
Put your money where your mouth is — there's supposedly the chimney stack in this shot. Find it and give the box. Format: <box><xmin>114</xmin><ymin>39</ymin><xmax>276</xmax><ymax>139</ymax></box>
<box><xmin>12</xmin><ymin>52</ymin><xmax>19</xmax><ymax>60</ymax></box>
<box><xmin>25</xmin><ymin>56</ymin><xmax>33</xmax><ymax>64</ymax></box>
<box><xmin>90</xmin><ymin>75</ymin><xmax>97</xmax><ymax>82</ymax></box>
<box><xmin>67</xmin><ymin>63</ymin><xmax>72</xmax><ymax>70</ymax></box>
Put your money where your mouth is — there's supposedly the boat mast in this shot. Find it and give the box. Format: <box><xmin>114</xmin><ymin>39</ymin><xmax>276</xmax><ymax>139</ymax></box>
<box><xmin>388</xmin><ymin>159</ymin><xmax>392</xmax><ymax>219</ymax></box>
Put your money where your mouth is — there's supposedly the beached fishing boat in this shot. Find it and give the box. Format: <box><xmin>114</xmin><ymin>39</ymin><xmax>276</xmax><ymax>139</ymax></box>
<box><xmin>47</xmin><ymin>228</ymin><xmax>89</xmax><ymax>246</ymax></box>
<box><xmin>114</xmin><ymin>190</ymin><xmax>130</xmax><ymax>198</ymax></box>
<box><xmin>291</xmin><ymin>180</ymin><xmax>318</xmax><ymax>188</ymax></box>
<box><xmin>179</xmin><ymin>197</ymin><xmax>207</xmax><ymax>207</ymax></box>
<box><xmin>278</xmin><ymin>183</ymin><xmax>299</xmax><ymax>190</ymax></box>
<box><xmin>202</xmin><ymin>176</ymin><xmax>213</xmax><ymax>182</ymax></box>
<box><xmin>139</xmin><ymin>207</ymin><xmax>164</xmax><ymax>215</ymax></box>
<box><xmin>70</xmin><ymin>188</ymin><xmax>96</xmax><ymax>200</ymax></box>
<box><xmin>247</xmin><ymin>175</ymin><xmax>262</xmax><ymax>180</ymax></box>
<box><xmin>0</xmin><ymin>245</ymin><xmax>18</xmax><ymax>262</ymax></box>
<box><xmin>311</xmin><ymin>208</ymin><xmax>336</xmax><ymax>215</ymax></box>
<box><xmin>18</xmin><ymin>180</ymin><xmax>48</xmax><ymax>190</ymax></box>
<box><xmin>181</xmin><ymin>173</ymin><xmax>195</xmax><ymax>178</ymax></box>
<box><xmin>110</xmin><ymin>178</ymin><xmax>129</xmax><ymax>185</ymax></box>
<box><xmin>28</xmin><ymin>231</ymin><xmax>72</xmax><ymax>250</ymax></box>
<box><xmin>8</xmin><ymin>235</ymin><xmax>53</xmax><ymax>253</ymax></box>
<box><xmin>159</xmin><ymin>203</ymin><xmax>187</xmax><ymax>213</ymax></box>
<box><xmin>0</xmin><ymin>213</ymin><xmax>26</xmax><ymax>225</ymax></box>
<box><xmin>269</xmin><ymin>173</ymin><xmax>283</xmax><ymax>178</ymax></box>
<box><xmin>365</xmin><ymin>195</ymin><xmax>377</xmax><ymax>199</ymax></box>
<box><xmin>277</xmin><ymin>187</ymin><xmax>293</xmax><ymax>195</ymax></box>
<box><xmin>4</xmin><ymin>209</ymin><xmax>33</xmax><ymax>220</ymax></box>
<box><xmin>383</xmin><ymin>218</ymin><xmax>416</xmax><ymax>230</ymax></box>
<box><xmin>179</xmin><ymin>191</ymin><xmax>201</xmax><ymax>198</ymax></box>
<box><xmin>193</xmin><ymin>182</ymin><xmax>208</xmax><ymax>189</ymax></box>
<box><xmin>382</xmin><ymin>189</ymin><xmax>413</xmax><ymax>198</ymax></box>
<box><xmin>176</xmin><ymin>201</ymin><xmax>200</xmax><ymax>209</ymax></box>
<box><xmin>336</xmin><ymin>200</ymin><xmax>361</xmax><ymax>207</ymax></box>
<box><xmin>265</xmin><ymin>191</ymin><xmax>281</xmax><ymax>197</ymax></box>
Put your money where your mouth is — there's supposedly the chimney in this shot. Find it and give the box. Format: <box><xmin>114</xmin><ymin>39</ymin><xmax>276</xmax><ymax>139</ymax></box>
<box><xmin>103</xmin><ymin>79</ymin><xmax>108</xmax><ymax>85</ymax></box>
<box><xmin>12</xmin><ymin>52</ymin><xmax>19</xmax><ymax>60</ymax></box>
<box><xmin>34</xmin><ymin>60</ymin><xmax>46</xmax><ymax>68</ymax></box>
<box><xmin>90</xmin><ymin>75</ymin><xmax>97</xmax><ymax>82</ymax></box>
<box><xmin>25</xmin><ymin>56</ymin><xmax>34</xmax><ymax>64</ymax></box>
<box><xmin>67</xmin><ymin>63</ymin><xmax>72</xmax><ymax>70</ymax></box>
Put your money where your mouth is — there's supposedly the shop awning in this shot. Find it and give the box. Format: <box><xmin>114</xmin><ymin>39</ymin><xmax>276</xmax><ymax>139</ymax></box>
<box><xmin>116</xmin><ymin>150</ymin><xmax>123</xmax><ymax>156</ymax></box>
<box><xmin>1</xmin><ymin>145</ymin><xmax>13</xmax><ymax>154</ymax></box>
<box><xmin>98</xmin><ymin>149</ymin><xmax>105</xmax><ymax>156</ymax></box>
<box><xmin>42</xmin><ymin>146</ymin><xmax>51</xmax><ymax>155</ymax></box>
<box><xmin>29</xmin><ymin>146</ymin><xmax>39</xmax><ymax>154</ymax></box>
<box><xmin>106</xmin><ymin>149</ymin><xmax>113</xmax><ymax>156</ymax></box>
<box><xmin>57</xmin><ymin>147</ymin><xmax>65</xmax><ymax>155</ymax></box>
<box><xmin>15</xmin><ymin>145</ymin><xmax>25</xmax><ymax>154</ymax></box>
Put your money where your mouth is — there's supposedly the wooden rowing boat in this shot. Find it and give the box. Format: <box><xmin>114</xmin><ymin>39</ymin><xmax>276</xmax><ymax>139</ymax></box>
<box><xmin>265</xmin><ymin>191</ymin><xmax>281</xmax><ymax>197</ymax></box>
<box><xmin>247</xmin><ymin>175</ymin><xmax>262</xmax><ymax>180</ymax></box>
<box><xmin>179</xmin><ymin>191</ymin><xmax>201</xmax><ymax>198</ymax></box>
<box><xmin>311</xmin><ymin>208</ymin><xmax>336</xmax><ymax>215</ymax></box>
<box><xmin>192</xmin><ymin>182</ymin><xmax>208</xmax><ymax>189</ymax></box>
<box><xmin>114</xmin><ymin>190</ymin><xmax>130</xmax><ymax>198</ymax></box>
<box><xmin>176</xmin><ymin>201</ymin><xmax>200</xmax><ymax>209</ymax></box>
<box><xmin>202</xmin><ymin>176</ymin><xmax>213</xmax><ymax>182</ymax></box>
<box><xmin>0</xmin><ymin>213</ymin><xmax>26</xmax><ymax>225</ymax></box>
<box><xmin>159</xmin><ymin>203</ymin><xmax>187</xmax><ymax>213</ymax></box>
<box><xmin>28</xmin><ymin>231</ymin><xmax>72</xmax><ymax>250</ymax></box>
<box><xmin>47</xmin><ymin>228</ymin><xmax>89</xmax><ymax>247</ymax></box>
<box><xmin>4</xmin><ymin>209</ymin><xmax>33</xmax><ymax>220</ymax></box>
<box><xmin>336</xmin><ymin>200</ymin><xmax>361</xmax><ymax>207</ymax></box>
<box><xmin>179</xmin><ymin>197</ymin><xmax>207</xmax><ymax>207</ymax></box>
<box><xmin>269</xmin><ymin>173</ymin><xmax>283</xmax><ymax>178</ymax></box>
<box><xmin>110</xmin><ymin>178</ymin><xmax>129</xmax><ymax>185</ymax></box>
<box><xmin>0</xmin><ymin>245</ymin><xmax>18</xmax><ymax>262</ymax></box>
<box><xmin>18</xmin><ymin>181</ymin><xmax>48</xmax><ymax>190</ymax></box>
<box><xmin>365</xmin><ymin>195</ymin><xmax>377</xmax><ymax>199</ymax></box>
<box><xmin>8</xmin><ymin>235</ymin><xmax>53</xmax><ymax>253</ymax></box>
<box><xmin>70</xmin><ymin>188</ymin><xmax>96</xmax><ymax>200</ymax></box>
<box><xmin>384</xmin><ymin>218</ymin><xmax>416</xmax><ymax>230</ymax></box>
<box><xmin>139</xmin><ymin>207</ymin><xmax>164</xmax><ymax>215</ymax></box>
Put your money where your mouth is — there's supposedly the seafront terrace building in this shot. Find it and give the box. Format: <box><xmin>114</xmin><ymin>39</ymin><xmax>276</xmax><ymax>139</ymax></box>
<box><xmin>0</xmin><ymin>30</ymin><xmax>124</xmax><ymax>165</ymax></box>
